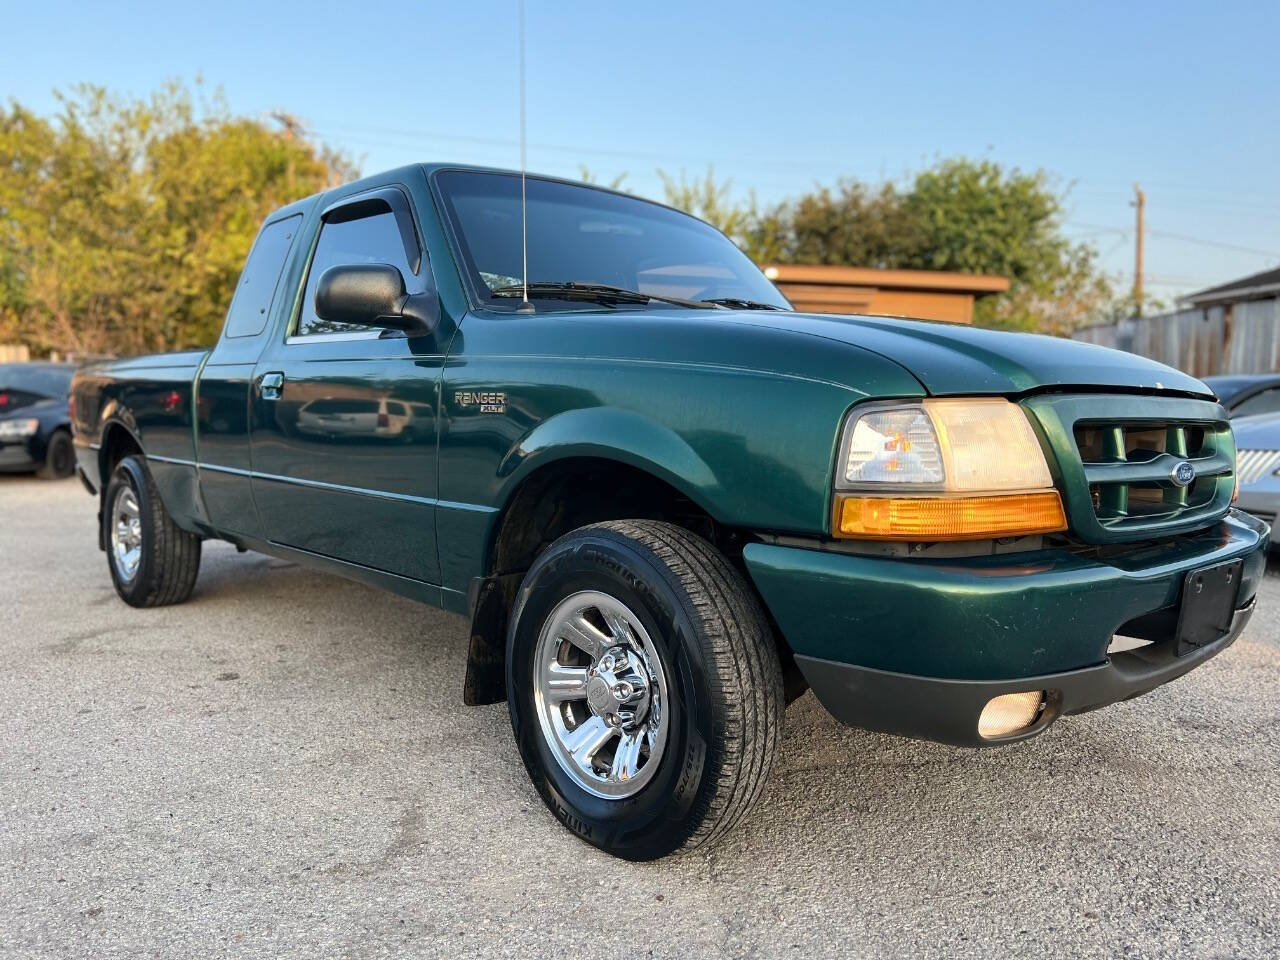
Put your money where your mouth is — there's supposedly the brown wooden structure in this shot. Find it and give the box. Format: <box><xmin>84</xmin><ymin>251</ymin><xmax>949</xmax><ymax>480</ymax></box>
<box><xmin>763</xmin><ymin>264</ymin><xmax>1010</xmax><ymax>324</ymax></box>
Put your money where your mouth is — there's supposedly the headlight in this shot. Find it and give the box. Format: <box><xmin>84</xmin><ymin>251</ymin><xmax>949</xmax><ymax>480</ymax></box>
<box><xmin>0</xmin><ymin>418</ymin><xmax>39</xmax><ymax>440</ymax></box>
<box><xmin>833</xmin><ymin>399</ymin><xmax>1067</xmax><ymax>540</ymax></box>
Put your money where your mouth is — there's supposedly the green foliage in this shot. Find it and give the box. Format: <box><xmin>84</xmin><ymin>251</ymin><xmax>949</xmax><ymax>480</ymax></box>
<box><xmin>0</xmin><ymin>87</ymin><xmax>1119</xmax><ymax>354</ymax></box>
<box><xmin>660</xmin><ymin>157</ymin><xmax>1122</xmax><ymax>335</ymax></box>
<box><xmin>577</xmin><ymin>165</ymin><xmax>629</xmax><ymax>191</ymax></box>
<box><xmin>657</xmin><ymin>166</ymin><xmax>752</xmax><ymax>241</ymax></box>
<box><xmin>0</xmin><ymin>82</ymin><xmax>357</xmax><ymax>357</ymax></box>
<box><xmin>781</xmin><ymin>180</ymin><xmax>916</xmax><ymax>269</ymax></box>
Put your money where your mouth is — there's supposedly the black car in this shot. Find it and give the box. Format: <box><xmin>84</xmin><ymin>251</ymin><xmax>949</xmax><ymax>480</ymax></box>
<box><xmin>1202</xmin><ymin>374</ymin><xmax>1280</xmax><ymax>419</ymax></box>
<box><xmin>0</xmin><ymin>362</ymin><xmax>77</xmax><ymax>479</ymax></box>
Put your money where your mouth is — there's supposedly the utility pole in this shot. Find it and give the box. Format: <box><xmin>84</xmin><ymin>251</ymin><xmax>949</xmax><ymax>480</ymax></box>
<box><xmin>1132</xmin><ymin>183</ymin><xmax>1145</xmax><ymax>317</ymax></box>
<box><xmin>269</xmin><ymin>112</ymin><xmax>306</xmax><ymax>195</ymax></box>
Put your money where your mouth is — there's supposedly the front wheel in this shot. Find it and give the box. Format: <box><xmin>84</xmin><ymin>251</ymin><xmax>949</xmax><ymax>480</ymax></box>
<box><xmin>102</xmin><ymin>455</ymin><xmax>202</xmax><ymax>607</ymax></box>
<box><xmin>507</xmin><ymin>520</ymin><xmax>784</xmax><ymax>860</ymax></box>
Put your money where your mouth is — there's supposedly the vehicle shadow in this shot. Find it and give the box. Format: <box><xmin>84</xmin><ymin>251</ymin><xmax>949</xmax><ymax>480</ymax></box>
<box><xmin>180</xmin><ymin>539</ymin><xmax>1278</xmax><ymax>882</ymax></box>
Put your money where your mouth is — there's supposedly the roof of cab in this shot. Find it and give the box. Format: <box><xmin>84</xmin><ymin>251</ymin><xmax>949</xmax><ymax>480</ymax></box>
<box><xmin>261</xmin><ymin>161</ymin><xmax>665</xmax><ymax>225</ymax></box>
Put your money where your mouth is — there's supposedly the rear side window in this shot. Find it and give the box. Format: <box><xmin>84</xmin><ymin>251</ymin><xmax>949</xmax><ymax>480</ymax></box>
<box><xmin>223</xmin><ymin>214</ymin><xmax>302</xmax><ymax>339</ymax></box>
<box><xmin>295</xmin><ymin>210</ymin><xmax>416</xmax><ymax>337</ymax></box>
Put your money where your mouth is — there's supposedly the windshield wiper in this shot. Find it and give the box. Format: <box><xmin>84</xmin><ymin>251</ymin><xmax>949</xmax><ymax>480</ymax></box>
<box><xmin>698</xmin><ymin>297</ymin><xmax>784</xmax><ymax>311</ymax></box>
<box><xmin>491</xmin><ymin>282</ymin><xmax>719</xmax><ymax>310</ymax></box>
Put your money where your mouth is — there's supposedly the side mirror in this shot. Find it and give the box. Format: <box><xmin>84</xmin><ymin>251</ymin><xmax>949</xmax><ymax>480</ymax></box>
<box><xmin>314</xmin><ymin>263</ymin><xmax>440</xmax><ymax>337</ymax></box>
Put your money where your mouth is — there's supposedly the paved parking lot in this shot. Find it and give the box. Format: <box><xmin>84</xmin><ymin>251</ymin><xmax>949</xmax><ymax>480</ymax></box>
<box><xmin>3</xmin><ymin>474</ymin><xmax>1279</xmax><ymax>959</ymax></box>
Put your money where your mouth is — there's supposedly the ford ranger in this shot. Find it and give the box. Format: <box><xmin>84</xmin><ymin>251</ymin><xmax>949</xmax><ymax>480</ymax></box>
<box><xmin>71</xmin><ymin>164</ymin><xmax>1270</xmax><ymax>860</ymax></box>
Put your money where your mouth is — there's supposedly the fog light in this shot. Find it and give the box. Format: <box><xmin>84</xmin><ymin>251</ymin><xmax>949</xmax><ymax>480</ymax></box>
<box><xmin>978</xmin><ymin>691</ymin><xmax>1044</xmax><ymax>738</ymax></box>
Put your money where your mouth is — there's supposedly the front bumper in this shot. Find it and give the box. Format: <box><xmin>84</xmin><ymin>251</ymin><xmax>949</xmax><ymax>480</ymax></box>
<box><xmin>744</xmin><ymin>510</ymin><xmax>1268</xmax><ymax>747</ymax></box>
<box><xmin>793</xmin><ymin>599</ymin><xmax>1253</xmax><ymax>747</ymax></box>
<box><xmin>1236</xmin><ymin>486</ymin><xmax>1279</xmax><ymax>546</ymax></box>
<box><xmin>0</xmin><ymin>439</ymin><xmax>39</xmax><ymax>472</ymax></box>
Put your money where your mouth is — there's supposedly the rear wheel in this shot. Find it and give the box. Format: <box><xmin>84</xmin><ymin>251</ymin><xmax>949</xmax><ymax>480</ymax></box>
<box><xmin>102</xmin><ymin>455</ymin><xmax>202</xmax><ymax>607</ymax></box>
<box><xmin>37</xmin><ymin>429</ymin><xmax>75</xmax><ymax>480</ymax></box>
<box><xmin>507</xmin><ymin>520</ymin><xmax>784</xmax><ymax>860</ymax></box>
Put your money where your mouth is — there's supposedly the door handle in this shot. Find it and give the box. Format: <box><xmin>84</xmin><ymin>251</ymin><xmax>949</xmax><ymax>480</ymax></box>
<box><xmin>258</xmin><ymin>372</ymin><xmax>285</xmax><ymax>401</ymax></box>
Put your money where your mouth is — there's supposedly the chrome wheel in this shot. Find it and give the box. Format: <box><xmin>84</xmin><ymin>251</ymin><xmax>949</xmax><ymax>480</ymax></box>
<box><xmin>532</xmin><ymin>590</ymin><xmax>669</xmax><ymax>799</ymax></box>
<box><xmin>110</xmin><ymin>486</ymin><xmax>143</xmax><ymax>583</ymax></box>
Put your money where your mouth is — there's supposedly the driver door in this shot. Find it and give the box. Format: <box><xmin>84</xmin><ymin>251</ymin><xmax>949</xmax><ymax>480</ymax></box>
<box><xmin>249</xmin><ymin>182</ymin><xmax>444</xmax><ymax>584</ymax></box>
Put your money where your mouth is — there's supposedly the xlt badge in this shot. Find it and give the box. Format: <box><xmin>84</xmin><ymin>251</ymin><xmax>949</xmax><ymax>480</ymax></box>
<box><xmin>455</xmin><ymin>390</ymin><xmax>507</xmax><ymax>414</ymax></box>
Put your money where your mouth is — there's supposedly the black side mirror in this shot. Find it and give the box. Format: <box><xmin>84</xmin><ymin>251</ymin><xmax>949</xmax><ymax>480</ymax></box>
<box><xmin>314</xmin><ymin>263</ymin><xmax>440</xmax><ymax>337</ymax></box>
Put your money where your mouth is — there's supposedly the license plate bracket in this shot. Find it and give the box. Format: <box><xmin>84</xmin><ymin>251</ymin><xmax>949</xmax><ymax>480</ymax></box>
<box><xmin>1174</xmin><ymin>559</ymin><xmax>1242</xmax><ymax>656</ymax></box>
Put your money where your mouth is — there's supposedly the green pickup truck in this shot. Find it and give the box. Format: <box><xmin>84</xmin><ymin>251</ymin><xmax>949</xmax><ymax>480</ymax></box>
<box><xmin>72</xmin><ymin>163</ymin><xmax>1269</xmax><ymax>860</ymax></box>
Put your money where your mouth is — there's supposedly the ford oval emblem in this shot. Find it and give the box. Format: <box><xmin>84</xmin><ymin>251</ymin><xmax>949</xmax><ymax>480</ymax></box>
<box><xmin>1171</xmin><ymin>460</ymin><xmax>1196</xmax><ymax>487</ymax></box>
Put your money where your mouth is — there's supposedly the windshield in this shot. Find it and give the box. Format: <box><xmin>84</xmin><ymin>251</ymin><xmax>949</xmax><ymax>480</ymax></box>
<box><xmin>434</xmin><ymin>170</ymin><xmax>791</xmax><ymax>311</ymax></box>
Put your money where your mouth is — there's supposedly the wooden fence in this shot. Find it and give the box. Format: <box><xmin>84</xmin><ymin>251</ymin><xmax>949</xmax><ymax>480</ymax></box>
<box><xmin>1072</xmin><ymin>298</ymin><xmax>1280</xmax><ymax>377</ymax></box>
<box><xmin>0</xmin><ymin>344</ymin><xmax>31</xmax><ymax>363</ymax></box>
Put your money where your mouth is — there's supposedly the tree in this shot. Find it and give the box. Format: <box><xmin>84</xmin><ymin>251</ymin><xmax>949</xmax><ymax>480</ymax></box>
<box><xmin>577</xmin><ymin>165</ymin><xmax>628</xmax><ymax>191</ymax></box>
<box><xmin>0</xmin><ymin>82</ymin><xmax>357</xmax><ymax>357</ymax></box>
<box><xmin>670</xmin><ymin>157</ymin><xmax>1124</xmax><ymax>335</ymax></box>
<box><xmin>782</xmin><ymin>180</ymin><xmax>918</xmax><ymax>268</ymax></box>
<box><xmin>658</xmin><ymin>166</ymin><xmax>751</xmax><ymax>240</ymax></box>
<box><xmin>895</xmin><ymin>158</ymin><xmax>1114</xmax><ymax>331</ymax></box>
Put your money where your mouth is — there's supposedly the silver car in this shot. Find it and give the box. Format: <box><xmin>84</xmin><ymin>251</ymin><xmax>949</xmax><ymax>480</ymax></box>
<box><xmin>1233</xmin><ymin>413</ymin><xmax>1280</xmax><ymax>544</ymax></box>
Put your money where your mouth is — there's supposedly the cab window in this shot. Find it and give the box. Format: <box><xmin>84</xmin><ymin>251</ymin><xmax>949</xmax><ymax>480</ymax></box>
<box><xmin>295</xmin><ymin>209</ymin><xmax>416</xmax><ymax>337</ymax></box>
<box><xmin>224</xmin><ymin>214</ymin><xmax>301</xmax><ymax>339</ymax></box>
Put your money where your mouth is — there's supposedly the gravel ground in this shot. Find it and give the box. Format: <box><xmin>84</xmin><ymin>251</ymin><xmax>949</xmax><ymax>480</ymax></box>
<box><xmin>2</xmin><ymin>474</ymin><xmax>1278</xmax><ymax>959</ymax></box>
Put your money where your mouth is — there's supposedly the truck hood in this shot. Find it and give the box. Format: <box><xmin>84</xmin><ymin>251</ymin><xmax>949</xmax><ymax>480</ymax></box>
<box><xmin>720</xmin><ymin>311</ymin><xmax>1212</xmax><ymax>398</ymax></box>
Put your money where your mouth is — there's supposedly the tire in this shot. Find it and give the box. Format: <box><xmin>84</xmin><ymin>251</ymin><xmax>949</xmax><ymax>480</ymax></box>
<box><xmin>37</xmin><ymin>429</ymin><xmax>75</xmax><ymax>480</ymax></box>
<box><xmin>507</xmin><ymin>520</ymin><xmax>784</xmax><ymax>860</ymax></box>
<box><xmin>102</xmin><ymin>455</ymin><xmax>202</xmax><ymax>607</ymax></box>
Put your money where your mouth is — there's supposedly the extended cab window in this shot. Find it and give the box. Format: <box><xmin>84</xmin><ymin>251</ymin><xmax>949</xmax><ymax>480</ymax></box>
<box><xmin>223</xmin><ymin>214</ymin><xmax>301</xmax><ymax>338</ymax></box>
<box><xmin>295</xmin><ymin>208</ymin><xmax>417</xmax><ymax>337</ymax></box>
<box><xmin>435</xmin><ymin>170</ymin><xmax>790</xmax><ymax>311</ymax></box>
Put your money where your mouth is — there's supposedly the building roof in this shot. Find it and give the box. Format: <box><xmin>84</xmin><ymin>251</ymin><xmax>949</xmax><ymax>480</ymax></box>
<box><xmin>1184</xmin><ymin>265</ymin><xmax>1280</xmax><ymax>306</ymax></box>
<box><xmin>762</xmin><ymin>264</ymin><xmax>1009</xmax><ymax>295</ymax></box>
<box><xmin>761</xmin><ymin>263</ymin><xmax>1009</xmax><ymax>323</ymax></box>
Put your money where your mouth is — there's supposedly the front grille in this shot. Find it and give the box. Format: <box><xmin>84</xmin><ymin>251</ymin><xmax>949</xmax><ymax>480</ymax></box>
<box><xmin>1023</xmin><ymin>395</ymin><xmax>1235</xmax><ymax>545</ymax></box>
<box><xmin>1074</xmin><ymin>420</ymin><xmax>1227</xmax><ymax>527</ymax></box>
<box><xmin>1236</xmin><ymin>449</ymin><xmax>1280</xmax><ymax>486</ymax></box>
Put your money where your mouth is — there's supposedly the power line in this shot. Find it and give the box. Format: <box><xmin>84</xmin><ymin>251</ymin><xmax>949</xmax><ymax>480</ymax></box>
<box><xmin>1068</xmin><ymin>188</ymin><xmax>1280</xmax><ymax>219</ymax></box>
<box><xmin>302</xmin><ymin>120</ymin><xmax>1280</xmax><ymax>225</ymax></box>
<box><xmin>1148</xmin><ymin>228</ymin><xmax>1280</xmax><ymax>259</ymax></box>
<box><xmin>300</xmin><ymin>119</ymin><xmax>1280</xmax><ymax>268</ymax></box>
<box><xmin>309</xmin><ymin>121</ymin><xmax>856</xmax><ymax>178</ymax></box>
<box><xmin>1066</xmin><ymin>221</ymin><xmax>1280</xmax><ymax>259</ymax></box>
<box><xmin>1069</xmin><ymin>176</ymin><xmax>1279</xmax><ymax>203</ymax></box>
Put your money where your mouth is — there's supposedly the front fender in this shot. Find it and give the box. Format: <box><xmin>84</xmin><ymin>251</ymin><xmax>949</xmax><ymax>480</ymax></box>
<box><xmin>498</xmin><ymin>406</ymin><xmax>724</xmax><ymax>516</ymax></box>
<box><xmin>435</xmin><ymin>331</ymin><xmax>923</xmax><ymax>604</ymax></box>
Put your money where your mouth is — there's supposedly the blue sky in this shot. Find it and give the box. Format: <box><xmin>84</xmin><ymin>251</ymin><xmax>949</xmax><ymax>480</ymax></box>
<box><xmin>4</xmin><ymin>0</ymin><xmax>1278</xmax><ymax>301</ymax></box>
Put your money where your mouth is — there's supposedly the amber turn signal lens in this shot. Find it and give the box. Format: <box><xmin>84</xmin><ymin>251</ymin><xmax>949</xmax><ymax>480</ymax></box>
<box><xmin>834</xmin><ymin>491</ymin><xmax>1067</xmax><ymax>541</ymax></box>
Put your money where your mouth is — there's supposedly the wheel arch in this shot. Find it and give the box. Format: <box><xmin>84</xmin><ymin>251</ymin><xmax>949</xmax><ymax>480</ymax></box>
<box><xmin>495</xmin><ymin>406</ymin><xmax>726</xmax><ymax>521</ymax></box>
<box><xmin>464</xmin><ymin>445</ymin><xmax>804</xmax><ymax>707</ymax></box>
<box><xmin>96</xmin><ymin>421</ymin><xmax>145</xmax><ymax>550</ymax></box>
<box><xmin>99</xmin><ymin>420</ymin><xmax>144</xmax><ymax>485</ymax></box>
